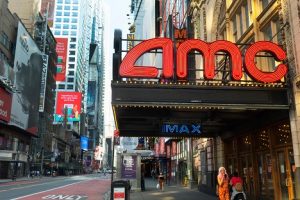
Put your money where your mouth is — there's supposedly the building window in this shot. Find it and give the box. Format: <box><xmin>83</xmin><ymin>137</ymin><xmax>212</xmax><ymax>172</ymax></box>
<box><xmin>63</xmin><ymin>18</ymin><xmax>70</xmax><ymax>23</ymax></box>
<box><xmin>57</xmin><ymin>0</ymin><xmax>63</xmax><ymax>3</ymax></box>
<box><xmin>69</xmin><ymin>64</ymin><xmax>75</xmax><ymax>69</ymax></box>
<box><xmin>63</xmin><ymin>31</ymin><xmax>69</xmax><ymax>35</ymax></box>
<box><xmin>258</xmin><ymin>16</ymin><xmax>281</xmax><ymax>71</ymax></box>
<box><xmin>70</xmin><ymin>51</ymin><xmax>75</xmax><ymax>55</ymax></box>
<box><xmin>71</xmin><ymin>31</ymin><xmax>77</xmax><ymax>36</ymax></box>
<box><xmin>71</xmin><ymin>18</ymin><xmax>78</xmax><ymax>23</ymax></box>
<box><xmin>260</xmin><ymin>0</ymin><xmax>272</xmax><ymax>11</ymax></box>
<box><xmin>72</xmin><ymin>12</ymin><xmax>78</xmax><ymax>17</ymax></box>
<box><xmin>58</xmin><ymin>84</ymin><xmax>65</xmax><ymax>89</ymax></box>
<box><xmin>64</xmin><ymin>5</ymin><xmax>71</xmax><ymax>10</ymax></box>
<box><xmin>67</xmin><ymin>84</ymin><xmax>74</xmax><ymax>89</ymax></box>
<box><xmin>72</xmin><ymin>6</ymin><xmax>78</xmax><ymax>10</ymax></box>
<box><xmin>0</xmin><ymin>32</ymin><xmax>10</xmax><ymax>50</ymax></box>
<box><xmin>56</xmin><ymin>11</ymin><xmax>62</xmax><ymax>16</ymax></box>
<box><xmin>63</xmin><ymin>24</ymin><xmax>69</xmax><ymax>29</ymax></box>
<box><xmin>55</xmin><ymin>18</ymin><xmax>62</xmax><ymax>22</ymax></box>
<box><xmin>57</xmin><ymin>5</ymin><xmax>63</xmax><ymax>10</ymax></box>
<box><xmin>65</xmin><ymin>0</ymin><xmax>71</xmax><ymax>4</ymax></box>
<box><xmin>71</xmin><ymin>37</ymin><xmax>76</xmax><ymax>42</ymax></box>
<box><xmin>231</xmin><ymin>2</ymin><xmax>252</xmax><ymax>41</ymax></box>
<box><xmin>67</xmin><ymin>77</ymin><xmax>74</xmax><ymax>82</ymax></box>
<box><xmin>69</xmin><ymin>57</ymin><xmax>75</xmax><ymax>62</ymax></box>
<box><xmin>72</xmin><ymin>0</ymin><xmax>79</xmax><ymax>4</ymax></box>
<box><xmin>71</xmin><ymin>25</ymin><xmax>77</xmax><ymax>29</ymax></box>
<box><xmin>68</xmin><ymin>70</ymin><xmax>75</xmax><ymax>75</ymax></box>
<box><xmin>70</xmin><ymin>44</ymin><xmax>76</xmax><ymax>49</ymax></box>
<box><xmin>232</xmin><ymin>16</ymin><xmax>237</xmax><ymax>42</ymax></box>
<box><xmin>55</xmin><ymin>24</ymin><xmax>61</xmax><ymax>29</ymax></box>
<box><xmin>54</xmin><ymin>30</ymin><xmax>61</xmax><ymax>35</ymax></box>
<box><xmin>64</xmin><ymin>12</ymin><xmax>70</xmax><ymax>16</ymax></box>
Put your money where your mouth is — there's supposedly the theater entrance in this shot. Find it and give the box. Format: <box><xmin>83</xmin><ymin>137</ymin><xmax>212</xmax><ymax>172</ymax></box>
<box><xmin>276</xmin><ymin>148</ymin><xmax>295</xmax><ymax>200</ymax></box>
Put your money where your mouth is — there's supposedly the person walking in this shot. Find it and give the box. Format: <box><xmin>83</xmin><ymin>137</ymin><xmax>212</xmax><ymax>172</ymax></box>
<box><xmin>230</xmin><ymin>172</ymin><xmax>246</xmax><ymax>200</ymax></box>
<box><xmin>158</xmin><ymin>172</ymin><xmax>165</xmax><ymax>191</ymax></box>
<box><xmin>217</xmin><ymin>167</ymin><xmax>230</xmax><ymax>200</ymax></box>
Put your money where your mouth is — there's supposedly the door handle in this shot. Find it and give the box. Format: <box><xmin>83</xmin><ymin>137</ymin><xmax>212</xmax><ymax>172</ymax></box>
<box><xmin>285</xmin><ymin>178</ymin><xmax>289</xmax><ymax>187</ymax></box>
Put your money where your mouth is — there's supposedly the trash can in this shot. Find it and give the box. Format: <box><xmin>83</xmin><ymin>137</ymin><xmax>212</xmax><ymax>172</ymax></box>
<box><xmin>111</xmin><ymin>180</ymin><xmax>131</xmax><ymax>200</ymax></box>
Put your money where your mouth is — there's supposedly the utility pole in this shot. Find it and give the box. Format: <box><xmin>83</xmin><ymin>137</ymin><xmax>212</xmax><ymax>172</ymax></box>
<box><xmin>39</xmin><ymin>3</ymin><xmax>49</xmax><ymax>177</ymax></box>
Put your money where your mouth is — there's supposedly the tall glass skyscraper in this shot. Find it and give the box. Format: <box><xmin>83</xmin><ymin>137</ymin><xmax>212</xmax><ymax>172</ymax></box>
<box><xmin>51</xmin><ymin>0</ymin><xmax>105</xmax><ymax>138</ymax></box>
<box><xmin>52</xmin><ymin>0</ymin><xmax>90</xmax><ymax>93</ymax></box>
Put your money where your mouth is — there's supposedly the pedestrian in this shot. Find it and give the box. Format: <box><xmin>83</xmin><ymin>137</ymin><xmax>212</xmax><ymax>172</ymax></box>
<box><xmin>230</xmin><ymin>172</ymin><xmax>246</xmax><ymax>200</ymax></box>
<box><xmin>158</xmin><ymin>172</ymin><xmax>165</xmax><ymax>191</ymax></box>
<box><xmin>141</xmin><ymin>171</ymin><xmax>145</xmax><ymax>191</ymax></box>
<box><xmin>151</xmin><ymin>169</ymin><xmax>155</xmax><ymax>180</ymax></box>
<box><xmin>217</xmin><ymin>167</ymin><xmax>230</xmax><ymax>200</ymax></box>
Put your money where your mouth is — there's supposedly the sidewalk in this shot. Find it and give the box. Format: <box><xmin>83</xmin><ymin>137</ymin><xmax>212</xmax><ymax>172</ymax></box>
<box><xmin>129</xmin><ymin>178</ymin><xmax>218</xmax><ymax>200</ymax></box>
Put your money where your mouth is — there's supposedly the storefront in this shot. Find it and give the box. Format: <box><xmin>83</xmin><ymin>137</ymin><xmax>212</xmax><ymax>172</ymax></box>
<box><xmin>224</xmin><ymin>121</ymin><xmax>295</xmax><ymax>200</ymax></box>
<box><xmin>111</xmin><ymin>29</ymin><xmax>295</xmax><ymax>198</ymax></box>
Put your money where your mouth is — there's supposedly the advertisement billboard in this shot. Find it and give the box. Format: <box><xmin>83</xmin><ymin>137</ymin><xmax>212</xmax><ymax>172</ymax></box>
<box><xmin>55</xmin><ymin>38</ymin><xmax>68</xmax><ymax>81</ymax></box>
<box><xmin>39</xmin><ymin>54</ymin><xmax>48</xmax><ymax>112</ymax></box>
<box><xmin>94</xmin><ymin>146</ymin><xmax>103</xmax><ymax>161</ymax></box>
<box><xmin>40</xmin><ymin>0</ymin><xmax>56</xmax><ymax>27</ymax></box>
<box><xmin>121</xmin><ymin>155</ymin><xmax>137</xmax><ymax>179</ymax></box>
<box><xmin>10</xmin><ymin>22</ymin><xmax>43</xmax><ymax>134</ymax></box>
<box><xmin>80</xmin><ymin>136</ymin><xmax>88</xmax><ymax>151</ymax></box>
<box><xmin>54</xmin><ymin>91</ymin><xmax>82</xmax><ymax>123</ymax></box>
<box><xmin>0</xmin><ymin>87</ymin><xmax>12</xmax><ymax>122</ymax></box>
<box><xmin>87</xmin><ymin>81</ymin><xmax>96</xmax><ymax>115</ymax></box>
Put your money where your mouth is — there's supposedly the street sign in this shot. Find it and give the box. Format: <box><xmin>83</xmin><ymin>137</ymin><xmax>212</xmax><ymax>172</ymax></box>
<box><xmin>113</xmin><ymin>187</ymin><xmax>125</xmax><ymax>200</ymax></box>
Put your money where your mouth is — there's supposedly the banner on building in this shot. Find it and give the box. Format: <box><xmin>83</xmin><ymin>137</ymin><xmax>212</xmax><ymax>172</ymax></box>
<box><xmin>55</xmin><ymin>38</ymin><xmax>68</xmax><ymax>81</ymax></box>
<box><xmin>54</xmin><ymin>91</ymin><xmax>82</xmax><ymax>123</ymax></box>
<box><xmin>0</xmin><ymin>87</ymin><xmax>12</xmax><ymax>122</ymax></box>
<box><xmin>40</xmin><ymin>0</ymin><xmax>56</xmax><ymax>28</ymax></box>
<box><xmin>121</xmin><ymin>155</ymin><xmax>137</xmax><ymax>179</ymax></box>
<box><xmin>94</xmin><ymin>146</ymin><xmax>103</xmax><ymax>161</ymax></box>
<box><xmin>87</xmin><ymin>81</ymin><xmax>96</xmax><ymax>115</ymax></box>
<box><xmin>10</xmin><ymin>22</ymin><xmax>43</xmax><ymax>135</ymax></box>
<box><xmin>39</xmin><ymin>54</ymin><xmax>48</xmax><ymax>112</ymax></box>
<box><xmin>81</xmin><ymin>136</ymin><xmax>88</xmax><ymax>151</ymax></box>
<box><xmin>120</xmin><ymin>137</ymin><xmax>138</xmax><ymax>152</ymax></box>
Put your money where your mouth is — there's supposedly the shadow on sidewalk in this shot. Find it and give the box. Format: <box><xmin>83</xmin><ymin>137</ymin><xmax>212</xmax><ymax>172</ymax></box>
<box><xmin>129</xmin><ymin>178</ymin><xmax>218</xmax><ymax>200</ymax></box>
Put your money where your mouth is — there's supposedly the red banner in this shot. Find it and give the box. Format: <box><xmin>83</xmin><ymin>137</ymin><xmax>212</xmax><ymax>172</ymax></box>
<box><xmin>0</xmin><ymin>87</ymin><xmax>12</xmax><ymax>122</ymax></box>
<box><xmin>55</xmin><ymin>38</ymin><xmax>68</xmax><ymax>81</ymax></box>
<box><xmin>54</xmin><ymin>92</ymin><xmax>81</xmax><ymax>122</ymax></box>
<box><xmin>0</xmin><ymin>88</ymin><xmax>12</xmax><ymax>122</ymax></box>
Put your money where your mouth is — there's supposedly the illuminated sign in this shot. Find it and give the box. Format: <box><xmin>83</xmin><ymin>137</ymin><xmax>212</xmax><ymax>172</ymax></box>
<box><xmin>54</xmin><ymin>91</ymin><xmax>82</xmax><ymax>123</ymax></box>
<box><xmin>81</xmin><ymin>136</ymin><xmax>88</xmax><ymax>151</ymax></box>
<box><xmin>119</xmin><ymin>38</ymin><xmax>287</xmax><ymax>83</ymax></box>
<box><xmin>162</xmin><ymin>123</ymin><xmax>202</xmax><ymax>134</ymax></box>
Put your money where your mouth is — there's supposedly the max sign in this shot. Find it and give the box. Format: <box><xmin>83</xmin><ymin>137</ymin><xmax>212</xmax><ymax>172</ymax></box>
<box><xmin>119</xmin><ymin>38</ymin><xmax>287</xmax><ymax>83</ymax></box>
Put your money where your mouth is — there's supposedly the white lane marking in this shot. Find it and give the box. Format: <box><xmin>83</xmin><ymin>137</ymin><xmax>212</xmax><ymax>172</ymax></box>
<box><xmin>10</xmin><ymin>180</ymin><xmax>89</xmax><ymax>200</ymax></box>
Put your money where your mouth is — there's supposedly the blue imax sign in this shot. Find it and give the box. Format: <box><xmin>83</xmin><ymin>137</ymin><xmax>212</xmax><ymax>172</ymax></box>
<box><xmin>162</xmin><ymin>124</ymin><xmax>202</xmax><ymax>135</ymax></box>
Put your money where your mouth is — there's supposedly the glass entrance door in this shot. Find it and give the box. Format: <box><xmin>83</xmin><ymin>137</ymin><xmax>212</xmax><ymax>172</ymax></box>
<box><xmin>276</xmin><ymin>149</ymin><xmax>295</xmax><ymax>200</ymax></box>
<box><xmin>257</xmin><ymin>153</ymin><xmax>274</xmax><ymax>200</ymax></box>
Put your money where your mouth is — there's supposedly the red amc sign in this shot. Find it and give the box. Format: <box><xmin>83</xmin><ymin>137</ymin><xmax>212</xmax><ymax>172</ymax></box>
<box><xmin>119</xmin><ymin>38</ymin><xmax>287</xmax><ymax>83</ymax></box>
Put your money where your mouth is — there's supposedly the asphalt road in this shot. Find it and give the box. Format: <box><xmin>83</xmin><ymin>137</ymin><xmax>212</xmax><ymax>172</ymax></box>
<box><xmin>0</xmin><ymin>174</ymin><xmax>111</xmax><ymax>200</ymax></box>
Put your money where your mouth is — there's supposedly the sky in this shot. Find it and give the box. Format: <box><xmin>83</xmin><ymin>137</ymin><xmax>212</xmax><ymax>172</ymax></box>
<box><xmin>103</xmin><ymin>0</ymin><xmax>132</xmax><ymax>137</ymax></box>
